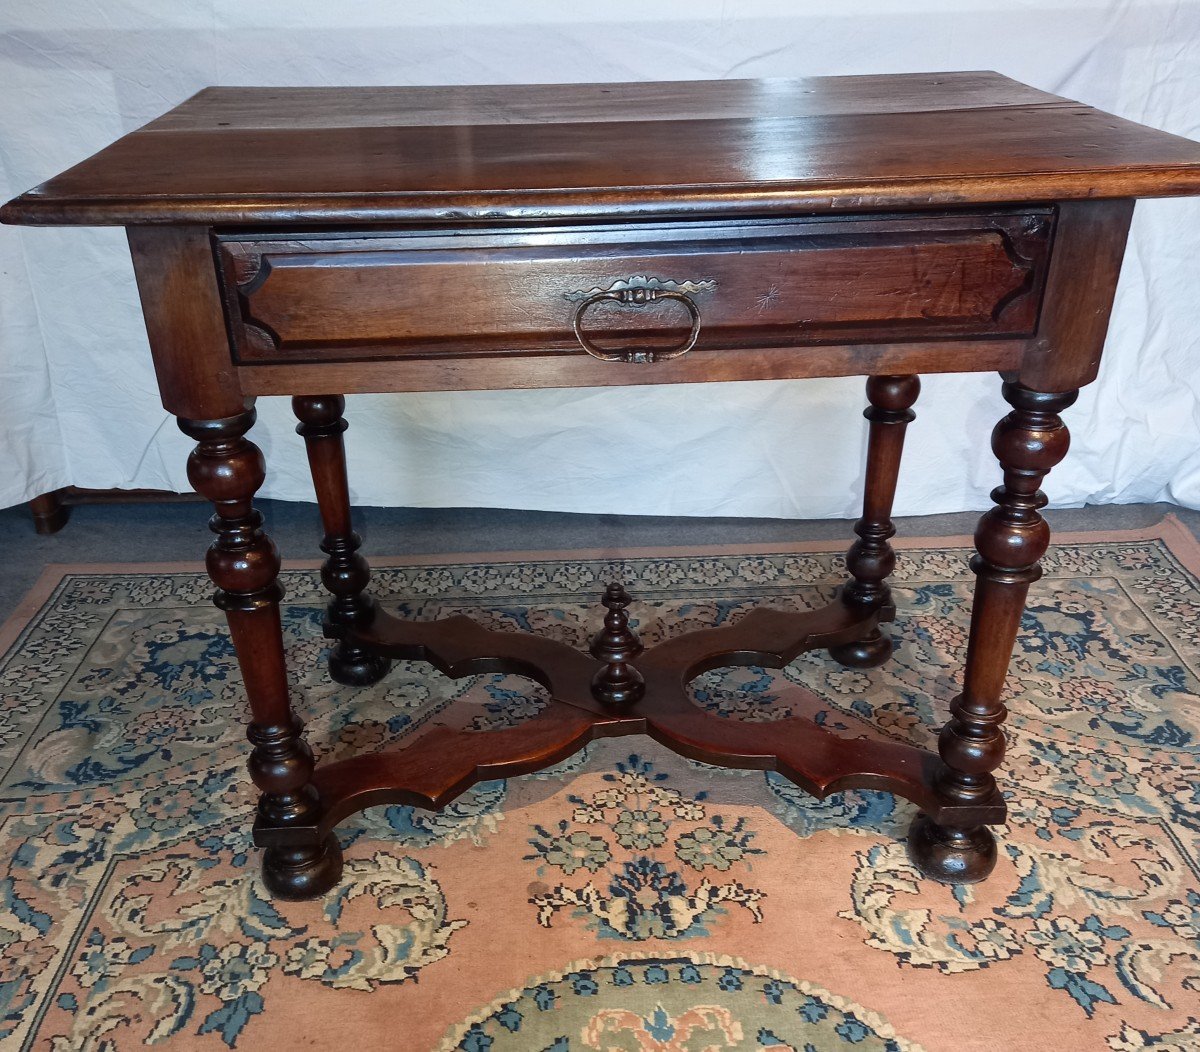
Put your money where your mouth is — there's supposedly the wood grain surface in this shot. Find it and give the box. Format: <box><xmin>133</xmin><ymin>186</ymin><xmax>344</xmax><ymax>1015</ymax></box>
<box><xmin>5</xmin><ymin>72</ymin><xmax>1200</xmax><ymax>226</ymax></box>
<box><xmin>6</xmin><ymin>72</ymin><xmax>1197</xmax><ymax>899</ymax></box>
<box><xmin>218</xmin><ymin>212</ymin><xmax>1050</xmax><ymax>363</ymax></box>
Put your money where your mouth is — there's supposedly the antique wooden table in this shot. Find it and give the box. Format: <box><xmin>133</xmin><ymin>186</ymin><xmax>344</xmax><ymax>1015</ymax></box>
<box><xmin>6</xmin><ymin>73</ymin><xmax>1200</xmax><ymax>900</ymax></box>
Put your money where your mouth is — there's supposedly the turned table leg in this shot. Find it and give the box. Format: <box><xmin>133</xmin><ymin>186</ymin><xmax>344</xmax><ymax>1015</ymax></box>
<box><xmin>830</xmin><ymin>374</ymin><xmax>920</xmax><ymax>668</ymax></box>
<box><xmin>292</xmin><ymin>395</ymin><xmax>391</xmax><ymax>687</ymax></box>
<box><xmin>179</xmin><ymin>408</ymin><xmax>342</xmax><ymax>899</ymax></box>
<box><xmin>909</xmin><ymin>379</ymin><xmax>1077</xmax><ymax>882</ymax></box>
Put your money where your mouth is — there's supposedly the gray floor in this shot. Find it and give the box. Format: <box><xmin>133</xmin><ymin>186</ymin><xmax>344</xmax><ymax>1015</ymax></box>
<box><xmin>2</xmin><ymin>498</ymin><xmax>1198</xmax><ymax>621</ymax></box>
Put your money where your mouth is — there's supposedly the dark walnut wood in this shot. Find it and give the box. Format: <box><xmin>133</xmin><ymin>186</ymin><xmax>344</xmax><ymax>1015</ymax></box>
<box><xmin>5</xmin><ymin>73</ymin><xmax>1200</xmax><ymax>227</ymax></box>
<box><xmin>829</xmin><ymin>374</ymin><xmax>921</xmax><ymax>669</ymax></box>
<box><xmin>589</xmin><ymin>583</ymin><xmax>646</xmax><ymax>706</ymax></box>
<box><xmin>4</xmin><ymin>75</ymin><xmax>1199</xmax><ymax>902</ymax></box>
<box><xmin>291</xmin><ymin>395</ymin><xmax>391</xmax><ymax>687</ymax></box>
<box><xmin>909</xmin><ymin>380</ymin><xmax>1077</xmax><ymax>882</ymax></box>
<box><xmin>304</xmin><ymin>594</ymin><xmax>992</xmax><ymax>840</ymax></box>
<box><xmin>28</xmin><ymin>491</ymin><xmax>69</xmax><ymax>535</ymax></box>
<box><xmin>177</xmin><ymin>408</ymin><xmax>341</xmax><ymax>899</ymax></box>
<box><xmin>27</xmin><ymin>486</ymin><xmax>204</xmax><ymax>535</ymax></box>
<box><xmin>214</xmin><ymin>212</ymin><xmax>1050</xmax><ymax>365</ymax></box>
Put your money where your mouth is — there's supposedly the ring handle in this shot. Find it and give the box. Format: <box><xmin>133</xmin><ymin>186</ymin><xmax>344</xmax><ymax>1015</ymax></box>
<box><xmin>570</xmin><ymin>287</ymin><xmax>702</xmax><ymax>364</ymax></box>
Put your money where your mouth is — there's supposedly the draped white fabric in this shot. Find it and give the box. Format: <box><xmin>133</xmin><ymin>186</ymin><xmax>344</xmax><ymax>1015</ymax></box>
<box><xmin>2</xmin><ymin>0</ymin><xmax>1199</xmax><ymax>518</ymax></box>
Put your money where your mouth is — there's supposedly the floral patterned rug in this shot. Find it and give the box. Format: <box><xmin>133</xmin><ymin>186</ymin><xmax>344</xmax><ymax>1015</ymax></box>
<box><xmin>1</xmin><ymin>520</ymin><xmax>1199</xmax><ymax>1051</ymax></box>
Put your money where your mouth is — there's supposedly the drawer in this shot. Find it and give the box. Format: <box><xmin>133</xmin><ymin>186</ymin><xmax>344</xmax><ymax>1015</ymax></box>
<box><xmin>215</xmin><ymin>211</ymin><xmax>1053</xmax><ymax>366</ymax></box>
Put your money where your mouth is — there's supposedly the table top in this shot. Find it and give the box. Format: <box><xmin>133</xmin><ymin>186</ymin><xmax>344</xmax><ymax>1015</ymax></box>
<box><xmin>5</xmin><ymin>72</ymin><xmax>1200</xmax><ymax>227</ymax></box>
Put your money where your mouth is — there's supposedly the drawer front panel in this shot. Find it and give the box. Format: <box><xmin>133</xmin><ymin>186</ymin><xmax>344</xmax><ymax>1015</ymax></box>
<box><xmin>216</xmin><ymin>212</ymin><xmax>1052</xmax><ymax>364</ymax></box>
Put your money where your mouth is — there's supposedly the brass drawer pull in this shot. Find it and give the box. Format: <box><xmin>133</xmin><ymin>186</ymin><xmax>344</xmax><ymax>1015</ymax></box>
<box><xmin>569</xmin><ymin>280</ymin><xmax>708</xmax><ymax>364</ymax></box>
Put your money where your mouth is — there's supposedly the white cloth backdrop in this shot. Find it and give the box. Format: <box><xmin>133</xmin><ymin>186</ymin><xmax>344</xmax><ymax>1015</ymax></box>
<box><xmin>2</xmin><ymin>0</ymin><xmax>1199</xmax><ymax>518</ymax></box>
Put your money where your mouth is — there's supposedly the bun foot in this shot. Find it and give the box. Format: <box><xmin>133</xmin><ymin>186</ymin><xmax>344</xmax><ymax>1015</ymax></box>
<box><xmin>262</xmin><ymin>834</ymin><xmax>343</xmax><ymax>900</ymax></box>
<box><xmin>828</xmin><ymin>629</ymin><xmax>893</xmax><ymax>669</ymax></box>
<box><xmin>907</xmin><ymin>814</ymin><xmax>997</xmax><ymax>884</ymax></box>
<box><xmin>329</xmin><ymin>643</ymin><xmax>392</xmax><ymax>687</ymax></box>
